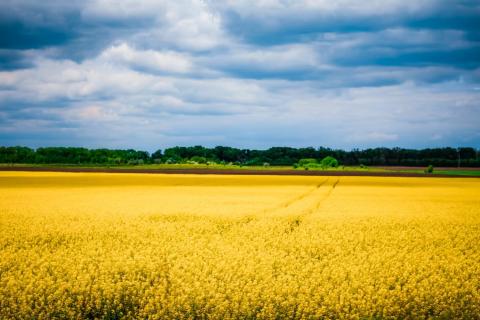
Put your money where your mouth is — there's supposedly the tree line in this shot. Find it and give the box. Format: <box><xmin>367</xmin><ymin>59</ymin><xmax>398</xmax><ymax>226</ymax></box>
<box><xmin>0</xmin><ymin>146</ymin><xmax>479</xmax><ymax>167</ymax></box>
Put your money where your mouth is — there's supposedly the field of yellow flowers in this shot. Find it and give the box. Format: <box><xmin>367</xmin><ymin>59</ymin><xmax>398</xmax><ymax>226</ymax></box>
<box><xmin>0</xmin><ymin>171</ymin><xmax>479</xmax><ymax>319</ymax></box>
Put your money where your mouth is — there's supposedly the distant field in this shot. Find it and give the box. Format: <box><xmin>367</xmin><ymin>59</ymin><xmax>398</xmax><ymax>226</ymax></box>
<box><xmin>1</xmin><ymin>163</ymin><xmax>480</xmax><ymax>177</ymax></box>
<box><xmin>432</xmin><ymin>169</ymin><xmax>480</xmax><ymax>176</ymax></box>
<box><xmin>378</xmin><ymin>166</ymin><xmax>480</xmax><ymax>176</ymax></box>
<box><xmin>1</xmin><ymin>172</ymin><xmax>479</xmax><ymax>319</ymax></box>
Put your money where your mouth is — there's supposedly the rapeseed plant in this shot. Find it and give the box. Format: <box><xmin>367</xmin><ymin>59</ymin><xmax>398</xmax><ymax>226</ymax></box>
<box><xmin>0</xmin><ymin>172</ymin><xmax>479</xmax><ymax>319</ymax></box>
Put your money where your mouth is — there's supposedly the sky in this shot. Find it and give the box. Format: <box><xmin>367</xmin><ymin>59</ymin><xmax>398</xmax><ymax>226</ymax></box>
<box><xmin>0</xmin><ymin>0</ymin><xmax>479</xmax><ymax>151</ymax></box>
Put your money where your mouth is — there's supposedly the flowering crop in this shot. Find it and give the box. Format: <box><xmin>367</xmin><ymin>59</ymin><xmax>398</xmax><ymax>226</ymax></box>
<box><xmin>0</xmin><ymin>172</ymin><xmax>479</xmax><ymax>319</ymax></box>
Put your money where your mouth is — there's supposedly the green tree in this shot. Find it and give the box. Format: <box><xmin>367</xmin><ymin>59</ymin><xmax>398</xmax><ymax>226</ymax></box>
<box><xmin>425</xmin><ymin>165</ymin><xmax>434</xmax><ymax>174</ymax></box>
<box><xmin>320</xmin><ymin>156</ymin><xmax>338</xmax><ymax>168</ymax></box>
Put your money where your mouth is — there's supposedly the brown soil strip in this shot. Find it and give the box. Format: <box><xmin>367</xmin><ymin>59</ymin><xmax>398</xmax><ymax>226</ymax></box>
<box><xmin>0</xmin><ymin>166</ymin><xmax>479</xmax><ymax>178</ymax></box>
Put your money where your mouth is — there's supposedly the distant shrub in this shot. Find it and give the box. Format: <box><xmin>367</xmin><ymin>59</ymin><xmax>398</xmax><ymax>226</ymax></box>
<box><xmin>305</xmin><ymin>163</ymin><xmax>321</xmax><ymax>169</ymax></box>
<box><xmin>293</xmin><ymin>163</ymin><xmax>298</xmax><ymax>169</ymax></box>
<box><xmin>190</xmin><ymin>156</ymin><xmax>207</xmax><ymax>164</ymax></box>
<box><xmin>263</xmin><ymin>162</ymin><xmax>270</xmax><ymax>167</ymax></box>
<box><xmin>425</xmin><ymin>165</ymin><xmax>434</xmax><ymax>174</ymax></box>
<box><xmin>320</xmin><ymin>156</ymin><xmax>338</xmax><ymax>169</ymax></box>
<box><xmin>298</xmin><ymin>158</ymin><xmax>317</xmax><ymax>167</ymax></box>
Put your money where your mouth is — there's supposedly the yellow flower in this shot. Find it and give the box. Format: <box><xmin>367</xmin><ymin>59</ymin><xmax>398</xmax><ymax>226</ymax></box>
<box><xmin>0</xmin><ymin>172</ymin><xmax>479</xmax><ymax>319</ymax></box>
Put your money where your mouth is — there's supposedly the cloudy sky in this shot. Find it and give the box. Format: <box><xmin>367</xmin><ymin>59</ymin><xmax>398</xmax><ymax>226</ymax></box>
<box><xmin>0</xmin><ymin>0</ymin><xmax>479</xmax><ymax>151</ymax></box>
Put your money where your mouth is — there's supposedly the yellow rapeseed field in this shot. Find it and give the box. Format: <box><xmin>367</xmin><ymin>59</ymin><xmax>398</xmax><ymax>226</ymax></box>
<box><xmin>0</xmin><ymin>172</ymin><xmax>479</xmax><ymax>319</ymax></box>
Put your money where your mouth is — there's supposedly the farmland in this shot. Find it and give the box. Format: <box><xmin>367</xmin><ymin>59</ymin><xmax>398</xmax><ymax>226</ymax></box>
<box><xmin>1</xmin><ymin>172</ymin><xmax>479</xmax><ymax>319</ymax></box>
<box><xmin>2</xmin><ymin>164</ymin><xmax>480</xmax><ymax>178</ymax></box>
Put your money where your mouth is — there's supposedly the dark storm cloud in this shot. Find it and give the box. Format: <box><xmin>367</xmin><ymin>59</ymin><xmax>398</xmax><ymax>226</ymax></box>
<box><xmin>0</xmin><ymin>50</ymin><xmax>34</xmax><ymax>70</ymax></box>
<box><xmin>0</xmin><ymin>0</ymin><xmax>161</xmax><ymax>66</ymax></box>
<box><xmin>0</xmin><ymin>20</ymin><xmax>75</xmax><ymax>50</ymax></box>
<box><xmin>331</xmin><ymin>45</ymin><xmax>480</xmax><ymax>70</ymax></box>
<box><xmin>0</xmin><ymin>1</ymin><xmax>83</xmax><ymax>49</ymax></box>
<box><xmin>214</xmin><ymin>1</ymin><xmax>480</xmax><ymax>73</ymax></box>
<box><xmin>217</xmin><ymin>1</ymin><xmax>480</xmax><ymax>44</ymax></box>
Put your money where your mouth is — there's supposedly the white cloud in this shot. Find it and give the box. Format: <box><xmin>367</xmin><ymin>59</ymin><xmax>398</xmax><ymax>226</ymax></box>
<box><xmin>99</xmin><ymin>43</ymin><xmax>192</xmax><ymax>74</ymax></box>
<box><xmin>83</xmin><ymin>0</ymin><xmax>227</xmax><ymax>52</ymax></box>
<box><xmin>1</xmin><ymin>0</ymin><xmax>479</xmax><ymax>149</ymax></box>
<box><xmin>2</xmin><ymin>52</ymin><xmax>479</xmax><ymax>150</ymax></box>
<box><xmin>81</xmin><ymin>0</ymin><xmax>166</xmax><ymax>20</ymax></box>
<box><xmin>205</xmin><ymin>43</ymin><xmax>323</xmax><ymax>74</ymax></box>
<box><xmin>0</xmin><ymin>58</ymin><xmax>174</xmax><ymax>102</ymax></box>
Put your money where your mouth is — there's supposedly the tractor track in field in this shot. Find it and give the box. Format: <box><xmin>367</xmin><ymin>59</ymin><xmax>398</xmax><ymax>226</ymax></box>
<box><xmin>0</xmin><ymin>166</ymin><xmax>479</xmax><ymax>178</ymax></box>
<box><xmin>282</xmin><ymin>178</ymin><xmax>340</xmax><ymax>232</ymax></box>
<box><xmin>309</xmin><ymin>178</ymin><xmax>340</xmax><ymax>214</ymax></box>
<box><xmin>261</xmin><ymin>177</ymin><xmax>340</xmax><ymax>221</ymax></box>
<box><xmin>259</xmin><ymin>179</ymin><xmax>329</xmax><ymax>216</ymax></box>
